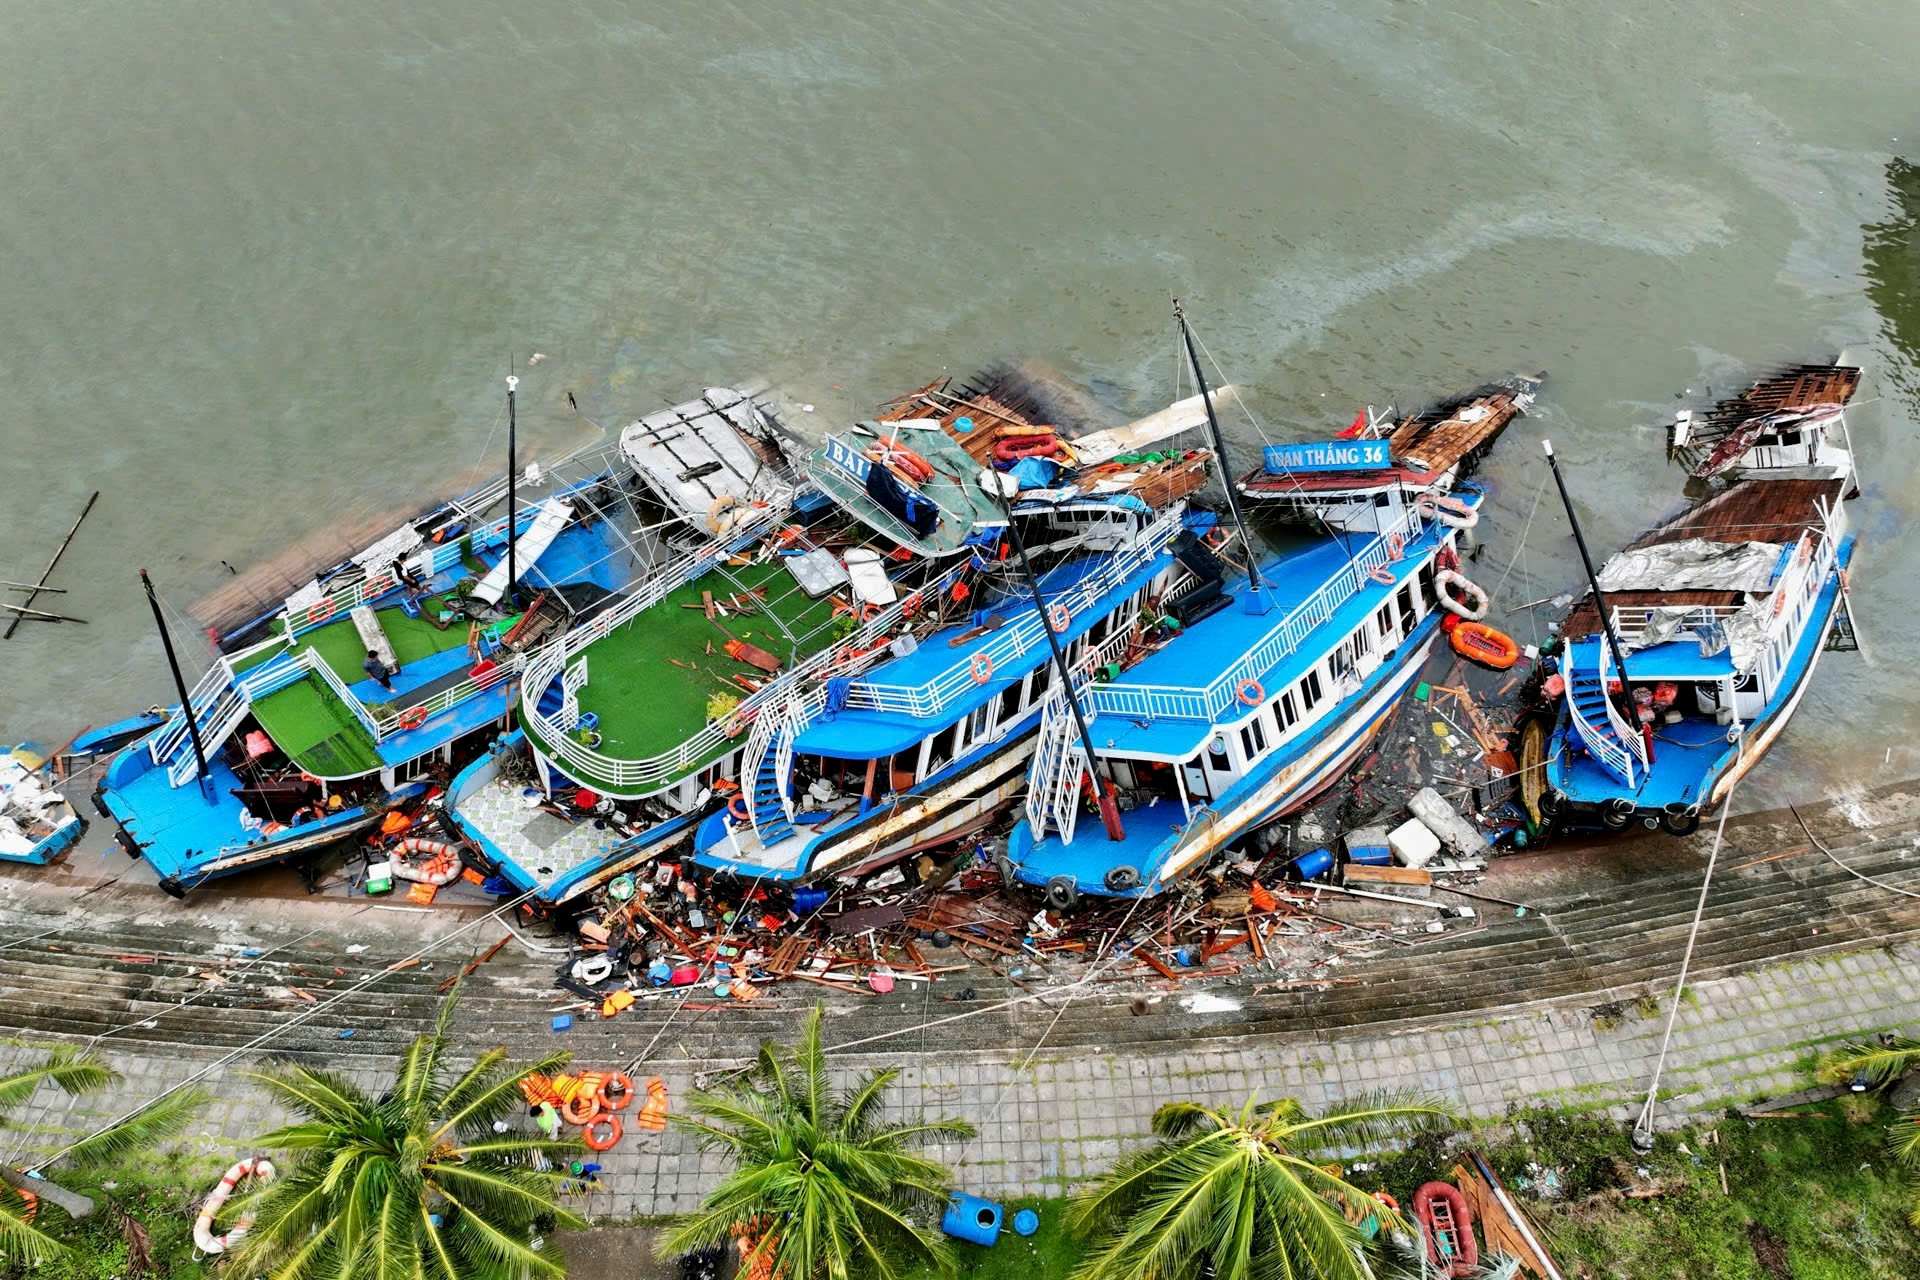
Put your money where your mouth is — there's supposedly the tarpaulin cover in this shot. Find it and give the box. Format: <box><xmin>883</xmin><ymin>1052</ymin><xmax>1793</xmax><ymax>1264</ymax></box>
<box><xmin>1622</xmin><ymin>599</ymin><xmax>1770</xmax><ymax>671</ymax></box>
<box><xmin>1596</xmin><ymin>538</ymin><xmax>1786</xmax><ymax>593</ymax></box>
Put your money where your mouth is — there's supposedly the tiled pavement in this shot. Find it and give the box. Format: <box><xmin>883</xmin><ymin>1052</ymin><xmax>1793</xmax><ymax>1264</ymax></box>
<box><xmin>5</xmin><ymin>941</ymin><xmax>1913</xmax><ymax>1220</ymax></box>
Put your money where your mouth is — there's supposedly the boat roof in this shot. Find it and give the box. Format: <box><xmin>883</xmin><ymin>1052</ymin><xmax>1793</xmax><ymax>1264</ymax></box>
<box><xmin>619</xmin><ymin>386</ymin><xmax>788</xmax><ymax>523</ymax></box>
<box><xmin>792</xmin><ymin>544</ymin><xmax>1177</xmax><ymax>759</ymax></box>
<box><xmin>1673</xmin><ymin>362</ymin><xmax>1861</xmax><ymax>477</ymax></box>
<box><xmin>1083</xmin><ymin>505</ymin><xmax>1465</xmax><ymax>761</ymax></box>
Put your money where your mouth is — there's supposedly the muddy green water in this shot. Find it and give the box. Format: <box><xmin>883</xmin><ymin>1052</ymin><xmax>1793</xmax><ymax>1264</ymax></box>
<box><xmin>3</xmin><ymin>0</ymin><xmax>1918</xmax><ymax>814</ymax></box>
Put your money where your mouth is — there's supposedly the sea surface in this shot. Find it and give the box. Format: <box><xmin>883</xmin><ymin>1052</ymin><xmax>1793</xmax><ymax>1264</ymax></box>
<box><xmin>2</xmin><ymin>0</ymin><xmax>1917</xmax><ymax>816</ymax></box>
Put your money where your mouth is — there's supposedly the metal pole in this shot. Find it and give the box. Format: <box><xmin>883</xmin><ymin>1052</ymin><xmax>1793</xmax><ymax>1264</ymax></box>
<box><xmin>988</xmin><ymin>482</ymin><xmax>1125</xmax><ymax>841</ymax></box>
<box><xmin>1541</xmin><ymin>440</ymin><xmax>1633</xmax><ymax>682</ymax></box>
<box><xmin>141</xmin><ymin>569</ymin><xmax>217</xmax><ymax>804</ymax></box>
<box><xmin>1173</xmin><ymin>300</ymin><xmax>1269</xmax><ymax>607</ymax></box>
<box><xmin>505</xmin><ymin>375</ymin><xmax>519</xmax><ymax>611</ymax></box>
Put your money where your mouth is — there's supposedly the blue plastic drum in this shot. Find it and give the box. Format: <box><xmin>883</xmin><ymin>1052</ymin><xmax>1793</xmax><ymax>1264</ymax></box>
<box><xmin>941</xmin><ymin>1193</ymin><xmax>1003</xmax><ymax>1246</ymax></box>
<box><xmin>1290</xmin><ymin>846</ymin><xmax>1335</xmax><ymax>881</ymax></box>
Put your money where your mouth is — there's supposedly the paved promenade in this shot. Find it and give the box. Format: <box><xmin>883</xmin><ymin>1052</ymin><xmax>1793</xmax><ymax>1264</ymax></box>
<box><xmin>3</xmin><ymin>783</ymin><xmax>1918</xmax><ymax>1220</ymax></box>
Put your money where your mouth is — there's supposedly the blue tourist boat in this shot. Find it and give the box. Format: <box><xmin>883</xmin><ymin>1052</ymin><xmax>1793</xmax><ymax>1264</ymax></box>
<box><xmin>443</xmin><ymin>372</ymin><xmax>1221</xmax><ymax>904</ymax></box>
<box><xmin>1527</xmin><ymin>361</ymin><xmax>1862</xmax><ymax>835</ymax></box>
<box><xmin>1001</xmin><ymin>305</ymin><xmax>1498</xmax><ymax>904</ymax></box>
<box><xmin>94</xmin><ymin>382</ymin><xmax>800</xmax><ymax>895</ymax></box>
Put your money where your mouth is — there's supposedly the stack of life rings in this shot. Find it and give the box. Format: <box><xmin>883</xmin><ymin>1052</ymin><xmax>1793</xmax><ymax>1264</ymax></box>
<box><xmin>389</xmin><ymin>836</ymin><xmax>464</xmax><ymax>885</ymax></box>
<box><xmin>520</xmin><ymin>1070</ymin><xmax>670</xmax><ymax>1152</ymax></box>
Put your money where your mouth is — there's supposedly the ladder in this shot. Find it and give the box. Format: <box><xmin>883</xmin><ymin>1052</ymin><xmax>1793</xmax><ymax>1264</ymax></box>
<box><xmin>1025</xmin><ymin>689</ymin><xmax>1088</xmax><ymax>846</ymax></box>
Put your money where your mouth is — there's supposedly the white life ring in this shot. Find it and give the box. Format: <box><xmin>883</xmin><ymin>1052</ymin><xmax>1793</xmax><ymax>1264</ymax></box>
<box><xmin>706</xmin><ymin>495</ymin><xmax>742</xmax><ymax>536</ymax></box>
<box><xmin>1436</xmin><ymin>569</ymin><xmax>1490</xmax><ymax>621</ymax></box>
<box><xmin>1416</xmin><ymin>492</ymin><xmax>1479</xmax><ymax>529</ymax></box>
<box><xmin>193</xmin><ymin>1156</ymin><xmax>276</xmax><ymax>1254</ymax></box>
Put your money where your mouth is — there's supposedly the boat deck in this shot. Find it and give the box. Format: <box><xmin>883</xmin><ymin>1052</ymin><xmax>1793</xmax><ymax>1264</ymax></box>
<box><xmin>808</xmin><ymin>425</ymin><xmax>1005</xmax><ymax>558</ymax></box>
<box><xmin>567</xmin><ymin>560</ymin><xmax>844</xmax><ymax>764</ymax></box>
<box><xmin>1010</xmin><ymin>796</ymin><xmax>1186</xmax><ymax>893</ymax></box>
<box><xmin>457</xmin><ymin>775</ymin><xmax>642</xmax><ymax>889</ymax></box>
<box><xmin>1554</xmin><ymin>714</ymin><xmax>1730</xmax><ymax>809</ymax></box>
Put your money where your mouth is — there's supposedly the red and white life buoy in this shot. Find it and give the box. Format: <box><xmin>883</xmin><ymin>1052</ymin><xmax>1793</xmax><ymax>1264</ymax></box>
<box><xmin>397</xmin><ymin>706</ymin><xmax>429</xmax><ymax>730</ymax></box>
<box><xmin>193</xmin><ymin>1156</ymin><xmax>276</xmax><ymax>1255</ymax></box>
<box><xmin>392</xmin><ymin>838</ymin><xmax>463</xmax><ymax>885</ymax></box>
<box><xmin>304</xmin><ymin>599</ymin><xmax>335</xmax><ymax>627</ymax></box>
<box><xmin>1368</xmin><ymin>563</ymin><xmax>1395</xmax><ymax>585</ymax></box>
<box><xmin>969</xmin><ymin>652</ymin><xmax>994</xmax><ymax>684</ymax></box>
<box><xmin>1047</xmin><ymin>602</ymin><xmax>1072</xmax><ymax>633</ymax></box>
<box><xmin>866</xmin><ymin>442</ymin><xmax>936</xmax><ymax>484</ymax></box>
<box><xmin>1415</xmin><ymin>492</ymin><xmax>1479</xmax><ymax>529</ymax></box>
<box><xmin>1435</xmin><ymin>569</ymin><xmax>1490</xmax><ymax>621</ymax></box>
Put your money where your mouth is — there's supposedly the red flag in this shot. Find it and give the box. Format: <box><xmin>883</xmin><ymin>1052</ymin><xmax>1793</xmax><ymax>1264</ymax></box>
<box><xmin>1335</xmin><ymin>408</ymin><xmax>1369</xmax><ymax>440</ymax></box>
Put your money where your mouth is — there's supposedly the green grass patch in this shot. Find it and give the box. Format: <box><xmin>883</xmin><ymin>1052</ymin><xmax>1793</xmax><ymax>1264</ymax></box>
<box><xmin>248</xmin><ymin>674</ymin><xmax>383</xmax><ymax>776</ymax></box>
<box><xmin>294</xmin><ymin>605</ymin><xmax>474</xmax><ymax>675</ymax></box>
<box><xmin>908</xmin><ymin>1197</ymin><xmax>1078</xmax><ymax>1280</ymax></box>
<box><xmin>7</xmin><ymin>1151</ymin><xmax>224</xmax><ymax>1280</ymax></box>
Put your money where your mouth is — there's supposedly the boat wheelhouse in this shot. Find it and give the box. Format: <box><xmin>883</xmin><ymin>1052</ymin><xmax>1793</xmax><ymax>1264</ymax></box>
<box><xmin>1003</xmin><ymin>483</ymin><xmax>1488</xmax><ymax>903</ymax></box>
<box><xmin>1237</xmin><ymin>383</ymin><xmax>1533</xmax><ymax>533</ymax></box>
<box><xmin>686</xmin><ymin>499</ymin><xmax>1196</xmax><ymax>883</ymax></box>
<box><xmin>1528</xmin><ymin>362</ymin><xmax>1862</xmax><ymax>835</ymax></box>
<box><xmin>95</xmin><ymin>385</ymin><xmax>795</xmax><ymax>895</ymax></box>
<box><xmin>444</xmin><ymin>376</ymin><xmax>1221</xmax><ymax>904</ymax></box>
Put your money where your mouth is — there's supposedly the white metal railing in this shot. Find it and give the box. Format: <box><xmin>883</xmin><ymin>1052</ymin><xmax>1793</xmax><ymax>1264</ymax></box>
<box><xmin>1023</xmin><ymin>626</ymin><xmax>1137</xmax><ymax>844</ymax></box>
<box><xmin>1083</xmin><ymin>503</ymin><xmax>1427</xmax><ymax>724</ymax></box>
<box><xmin>366</xmin><ymin>652</ymin><xmax>523</xmax><ymax>739</ymax></box>
<box><xmin>844</xmin><ymin>505</ymin><xmax>1186</xmax><ymax>719</ymax></box>
<box><xmin>1565</xmin><ymin>641</ymin><xmax>1641</xmax><ymax>787</ymax></box>
<box><xmin>738</xmin><ymin>696</ymin><xmax>781</xmax><ymax>837</ymax></box>
<box><xmin>771</xmin><ymin>695</ymin><xmax>801</xmax><ymax>824</ymax></box>
<box><xmin>515</xmin><ymin>500</ymin><xmax>815</xmax><ymax>790</ymax></box>
<box><xmin>148</xmin><ymin>659</ymin><xmax>238</xmax><ymax>767</ymax></box>
<box><xmin>1608</xmin><ymin>604</ymin><xmax>1744</xmax><ymax>646</ymax></box>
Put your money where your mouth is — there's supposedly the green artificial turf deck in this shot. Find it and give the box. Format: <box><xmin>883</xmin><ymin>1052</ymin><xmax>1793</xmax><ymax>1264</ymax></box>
<box><xmin>248</xmin><ymin>673</ymin><xmax>383</xmax><ymax>777</ymax></box>
<box><xmin>570</xmin><ymin>561</ymin><xmax>845</xmax><ymax>765</ymax></box>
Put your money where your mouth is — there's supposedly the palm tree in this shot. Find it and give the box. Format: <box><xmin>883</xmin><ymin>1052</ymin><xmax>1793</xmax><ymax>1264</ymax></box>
<box><xmin>1070</xmin><ymin>1092</ymin><xmax>1456</xmax><ymax>1280</ymax></box>
<box><xmin>1820</xmin><ymin>1035</ymin><xmax>1920</xmax><ymax>1224</ymax></box>
<box><xmin>1</xmin><ymin>1046</ymin><xmax>206</xmax><ymax>1268</ymax></box>
<box><xmin>231</xmin><ymin>986</ymin><xmax>585</xmax><ymax>1280</ymax></box>
<box><xmin>663</xmin><ymin>1005</ymin><xmax>976</xmax><ymax>1280</ymax></box>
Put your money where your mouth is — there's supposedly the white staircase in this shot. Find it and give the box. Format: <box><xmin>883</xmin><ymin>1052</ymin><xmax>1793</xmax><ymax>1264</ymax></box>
<box><xmin>1025</xmin><ymin>687</ymin><xmax>1089</xmax><ymax>847</ymax></box>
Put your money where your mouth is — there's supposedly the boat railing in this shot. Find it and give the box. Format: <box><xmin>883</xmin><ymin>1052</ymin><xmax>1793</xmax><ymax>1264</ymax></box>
<box><xmin>516</xmin><ymin>502</ymin><xmax>941</xmax><ymax>792</ymax></box>
<box><xmin>1607</xmin><ymin>604</ymin><xmax>1745</xmax><ymax>646</ymax></box>
<box><xmin>1764</xmin><ymin>523</ymin><xmax>1836</xmax><ymax>641</ymax></box>
<box><xmin>1566</xmin><ymin>641</ymin><xmax>1642</xmax><ymax>787</ymax></box>
<box><xmin>368</xmin><ymin>652</ymin><xmax>524</xmax><ymax>741</ymax></box>
<box><xmin>147</xmin><ymin>657</ymin><xmax>239</xmax><ymax>768</ymax></box>
<box><xmin>843</xmin><ymin>505</ymin><xmax>1186</xmax><ymax>719</ymax></box>
<box><xmin>1024</xmin><ymin>626</ymin><xmax>1140</xmax><ymax>845</ymax></box>
<box><xmin>1082</xmin><ymin>503</ymin><xmax>1428</xmax><ymax>724</ymax></box>
<box><xmin>294</xmin><ymin>648</ymin><xmax>387</xmax><ymax>742</ymax></box>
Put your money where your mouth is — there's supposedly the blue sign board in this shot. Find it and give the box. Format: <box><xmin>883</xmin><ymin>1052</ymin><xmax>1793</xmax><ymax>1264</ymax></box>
<box><xmin>822</xmin><ymin>435</ymin><xmax>873</xmax><ymax>482</ymax></box>
<box><xmin>1263</xmin><ymin>439</ymin><xmax>1390</xmax><ymax>475</ymax></box>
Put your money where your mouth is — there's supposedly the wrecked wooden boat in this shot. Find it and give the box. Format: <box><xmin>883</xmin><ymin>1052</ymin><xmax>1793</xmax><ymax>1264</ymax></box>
<box><xmin>1236</xmin><ymin>379</ymin><xmax>1536</xmax><ymax>532</ymax></box>
<box><xmin>1533</xmin><ymin>358</ymin><xmax>1862</xmax><ymax>835</ymax></box>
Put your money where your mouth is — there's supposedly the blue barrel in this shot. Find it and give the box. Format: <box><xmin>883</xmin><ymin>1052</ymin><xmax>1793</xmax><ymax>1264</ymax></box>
<box><xmin>1013</xmin><ymin>1208</ymin><xmax>1040</xmax><ymax>1237</ymax></box>
<box><xmin>941</xmin><ymin>1193</ymin><xmax>1003</xmax><ymax>1246</ymax></box>
<box><xmin>794</xmin><ymin>887</ymin><xmax>830</xmax><ymax>914</ymax></box>
<box><xmin>1290</xmin><ymin>847</ymin><xmax>1335</xmax><ymax>881</ymax></box>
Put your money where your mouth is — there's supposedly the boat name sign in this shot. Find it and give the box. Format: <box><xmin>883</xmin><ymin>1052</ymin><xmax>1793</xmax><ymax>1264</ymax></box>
<box><xmin>1263</xmin><ymin>440</ymin><xmax>1390</xmax><ymax>474</ymax></box>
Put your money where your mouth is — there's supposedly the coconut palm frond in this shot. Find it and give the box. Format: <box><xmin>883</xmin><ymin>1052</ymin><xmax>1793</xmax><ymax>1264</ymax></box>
<box><xmin>429</xmin><ymin>1050</ymin><xmax>571</xmax><ymax>1144</ymax></box>
<box><xmin>1272</xmin><ymin>1091</ymin><xmax>1455</xmax><ymax>1154</ymax></box>
<box><xmin>1819</xmin><ymin>1037</ymin><xmax>1920</xmax><ymax>1089</ymax></box>
<box><xmin>1153</xmin><ymin>1101</ymin><xmax>1230</xmax><ymax>1139</ymax></box>
<box><xmin>0</xmin><ymin>1198</ymin><xmax>69</xmax><ymax>1270</ymax></box>
<box><xmin>0</xmin><ymin>1047</ymin><xmax>117</xmax><ymax>1109</ymax></box>
<box><xmin>245</xmin><ymin>1064</ymin><xmax>376</xmax><ymax>1127</ymax></box>
<box><xmin>62</xmin><ymin>1087</ymin><xmax>208</xmax><ymax>1168</ymax></box>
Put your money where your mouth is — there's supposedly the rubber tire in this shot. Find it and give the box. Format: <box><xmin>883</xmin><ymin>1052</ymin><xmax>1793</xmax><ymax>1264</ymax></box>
<box><xmin>1660</xmin><ymin>809</ymin><xmax>1702</xmax><ymax>838</ymax></box>
<box><xmin>1600</xmin><ymin>799</ymin><xmax>1635</xmax><ymax>831</ymax></box>
<box><xmin>1103</xmin><ymin>865</ymin><xmax>1142</xmax><ymax>893</ymax></box>
<box><xmin>1538</xmin><ymin>788</ymin><xmax>1564</xmax><ymax>817</ymax></box>
<box><xmin>1045</xmin><ymin>877</ymin><xmax>1078</xmax><ymax>911</ymax></box>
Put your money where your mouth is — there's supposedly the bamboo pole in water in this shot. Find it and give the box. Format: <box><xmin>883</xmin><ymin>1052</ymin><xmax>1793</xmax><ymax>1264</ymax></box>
<box><xmin>4</xmin><ymin>491</ymin><xmax>98</xmax><ymax>639</ymax></box>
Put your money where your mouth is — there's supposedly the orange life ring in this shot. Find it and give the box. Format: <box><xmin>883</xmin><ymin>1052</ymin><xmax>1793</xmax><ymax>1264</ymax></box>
<box><xmin>1047</xmin><ymin>602</ymin><xmax>1071</xmax><ymax>632</ymax></box>
<box><xmin>1386</xmin><ymin>533</ymin><xmax>1405</xmax><ymax>561</ymax></box>
<box><xmin>727</xmin><ymin>796</ymin><xmax>750</xmax><ymax>822</ymax></box>
<box><xmin>560</xmin><ymin>1091</ymin><xmax>602</xmax><ymax>1126</ymax></box>
<box><xmin>865</xmin><ymin>443</ymin><xmax>935</xmax><ymax>484</ymax></box>
<box><xmin>1374</xmin><ymin>1192</ymin><xmax>1399</xmax><ymax>1211</ymax></box>
<box><xmin>583</xmin><ymin>1114</ymin><xmax>623</xmax><ymax>1151</ymax></box>
<box><xmin>1368</xmin><ymin>564</ymin><xmax>1395</xmax><ymax>585</ymax></box>
<box><xmin>1448</xmin><ymin>622</ymin><xmax>1521</xmax><ymax>670</ymax></box>
<box><xmin>305</xmin><ymin>599</ymin><xmax>335</xmax><ymax>626</ymax></box>
<box><xmin>1236</xmin><ymin>678</ymin><xmax>1264</xmax><ymax>706</ymax></box>
<box><xmin>598</xmin><ymin>1072</ymin><xmax>636</xmax><ymax>1112</ymax></box>
<box><xmin>398</xmin><ymin>706</ymin><xmax>428</xmax><ymax>730</ymax></box>
<box><xmin>361</xmin><ymin>573</ymin><xmax>395</xmax><ymax>597</ymax></box>
<box><xmin>990</xmin><ymin>433</ymin><xmax>1061</xmax><ymax>465</ymax></box>
<box><xmin>970</xmin><ymin>652</ymin><xmax>994</xmax><ymax>684</ymax></box>
<box><xmin>1773</xmin><ymin>589</ymin><xmax>1787</xmax><ymax>616</ymax></box>
<box><xmin>724</xmin><ymin>712</ymin><xmax>748</xmax><ymax>738</ymax></box>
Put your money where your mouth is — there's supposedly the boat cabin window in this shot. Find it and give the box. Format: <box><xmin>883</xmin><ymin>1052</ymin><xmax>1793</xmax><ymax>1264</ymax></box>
<box><xmin>1301</xmin><ymin>669</ymin><xmax>1323</xmax><ymax>711</ymax></box>
<box><xmin>1274</xmin><ymin>690</ymin><xmax>1299</xmax><ymax>732</ymax></box>
<box><xmin>1373</xmin><ymin>492</ymin><xmax>1391</xmax><ymax>507</ymax></box>
<box><xmin>1031</xmin><ymin>661</ymin><xmax>1053</xmax><ymax>700</ymax></box>
<box><xmin>1206</xmin><ymin>736</ymin><xmax>1232</xmax><ymax>774</ymax></box>
<box><xmin>1396</xmin><ymin>584</ymin><xmax>1417</xmax><ymax>631</ymax></box>
<box><xmin>1329</xmin><ymin>644</ymin><xmax>1352</xmax><ymax>682</ymax></box>
<box><xmin>1351</xmin><ymin>626</ymin><xmax>1373</xmax><ymax>659</ymax></box>
<box><xmin>1239</xmin><ymin>716</ymin><xmax>1268</xmax><ymax>761</ymax></box>
<box><xmin>998</xmin><ymin>681</ymin><xmax>1023</xmax><ymax>723</ymax></box>
<box><xmin>1417</xmin><ymin>563</ymin><xmax>1437</xmax><ymax>608</ymax></box>
<box><xmin>1376</xmin><ymin>604</ymin><xmax>1395</xmax><ymax>642</ymax></box>
<box><xmin>969</xmin><ymin>703</ymin><xmax>993</xmax><ymax>744</ymax></box>
<box><xmin>922</xmin><ymin>723</ymin><xmax>960</xmax><ymax>778</ymax></box>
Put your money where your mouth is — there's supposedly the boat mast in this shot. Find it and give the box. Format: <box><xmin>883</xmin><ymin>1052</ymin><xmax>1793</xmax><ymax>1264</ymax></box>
<box><xmin>1541</xmin><ymin>440</ymin><xmax>1633</xmax><ymax>682</ymax></box>
<box><xmin>505</xmin><ymin>374</ymin><xmax>519</xmax><ymax>612</ymax></box>
<box><xmin>987</xmin><ymin>483</ymin><xmax>1126</xmax><ymax>842</ymax></box>
<box><xmin>1173</xmin><ymin>299</ymin><xmax>1271</xmax><ymax>613</ymax></box>
<box><xmin>140</xmin><ymin>569</ymin><xmax>217</xmax><ymax>804</ymax></box>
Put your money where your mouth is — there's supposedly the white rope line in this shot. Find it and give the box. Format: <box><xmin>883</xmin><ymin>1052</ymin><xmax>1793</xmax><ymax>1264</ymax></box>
<box><xmin>21</xmin><ymin>884</ymin><xmax>546</xmax><ymax>1174</ymax></box>
<box><xmin>1632</xmin><ymin>788</ymin><xmax>1735</xmax><ymax>1144</ymax></box>
<box><xmin>1488</xmin><ymin>467</ymin><xmax>1550</xmax><ymax>607</ymax></box>
<box><xmin>1792</xmin><ymin>805</ymin><xmax>1920</xmax><ymax>901</ymax></box>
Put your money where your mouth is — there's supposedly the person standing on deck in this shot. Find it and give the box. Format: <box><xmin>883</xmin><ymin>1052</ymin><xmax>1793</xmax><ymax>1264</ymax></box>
<box><xmin>363</xmin><ymin>649</ymin><xmax>397</xmax><ymax>692</ymax></box>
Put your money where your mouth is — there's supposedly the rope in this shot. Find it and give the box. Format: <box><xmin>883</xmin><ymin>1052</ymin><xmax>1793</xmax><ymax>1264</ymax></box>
<box><xmin>22</xmin><ymin>884</ymin><xmax>547</xmax><ymax>1174</ymax></box>
<box><xmin>1487</xmin><ymin>468</ymin><xmax>1551</xmax><ymax>607</ymax></box>
<box><xmin>1631</xmin><ymin>787</ymin><xmax>1735</xmax><ymax>1146</ymax></box>
<box><xmin>1791</xmin><ymin>804</ymin><xmax>1920</xmax><ymax>900</ymax></box>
